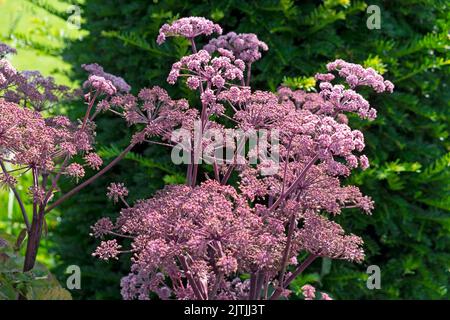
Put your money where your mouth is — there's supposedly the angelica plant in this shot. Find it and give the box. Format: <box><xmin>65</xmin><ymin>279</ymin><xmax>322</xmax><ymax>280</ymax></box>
<box><xmin>91</xmin><ymin>17</ymin><xmax>394</xmax><ymax>300</ymax></box>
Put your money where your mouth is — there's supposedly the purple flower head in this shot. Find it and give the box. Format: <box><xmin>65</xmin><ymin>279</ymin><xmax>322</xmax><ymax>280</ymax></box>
<box><xmin>168</xmin><ymin>50</ymin><xmax>244</xmax><ymax>90</ymax></box>
<box><xmin>0</xmin><ymin>172</ymin><xmax>17</xmax><ymax>187</ymax></box>
<box><xmin>298</xmin><ymin>211</ymin><xmax>365</xmax><ymax>262</ymax></box>
<box><xmin>359</xmin><ymin>155</ymin><xmax>370</xmax><ymax>170</ymax></box>
<box><xmin>157</xmin><ymin>17</ymin><xmax>222</xmax><ymax>44</ymax></box>
<box><xmin>94</xmin><ymin>180</ymin><xmax>286</xmax><ymax>299</ymax></box>
<box><xmin>0</xmin><ymin>59</ymin><xmax>16</xmax><ymax>78</ymax></box>
<box><xmin>201</xmin><ymin>88</ymin><xmax>216</xmax><ymax>105</ymax></box>
<box><xmin>315</xmin><ymin>73</ymin><xmax>335</xmax><ymax>82</ymax></box>
<box><xmin>106</xmin><ymin>182</ymin><xmax>129</xmax><ymax>203</ymax></box>
<box><xmin>0</xmin><ymin>99</ymin><xmax>95</xmax><ymax>173</ymax></box>
<box><xmin>96</xmin><ymin>99</ymin><xmax>111</xmax><ymax>112</ymax></box>
<box><xmin>93</xmin><ymin>239</ymin><xmax>121</xmax><ymax>260</ymax></box>
<box><xmin>321</xmin><ymin>292</ymin><xmax>333</xmax><ymax>300</ymax></box>
<box><xmin>84</xmin><ymin>152</ymin><xmax>103</xmax><ymax>170</ymax></box>
<box><xmin>218</xmin><ymin>86</ymin><xmax>252</xmax><ymax>105</ymax></box>
<box><xmin>83</xmin><ymin>75</ymin><xmax>117</xmax><ymax>96</ymax></box>
<box><xmin>318</xmin><ymin>83</ymin><xmax>377</xmax><ymax>120</ymax></box>
<box><xmin>82</xmin><ymin>63</ymin><xmax>131</xmax><ymax>93</ymax></box>
<box><xmin>0</xmin><ymin>69</ymin><xmax>73</xmax><ymax>111</ymax></box>
<box><xmin>110</xmin><ymin>86</ymin><xmax>196</xmax><ymax>143</ymax></box>
<box><xmin>204</xmin><ymin>32</ymin><xmax>268</xmax><ymax>64</ymax></box>
<box><xmin>0</xmin><ymin>42</ymin><xmax>17</xmax><ymax>57</ymax></box>
<box><xmin>91</xmin><ymin>217</ymin><xmax>114</xmax><ymax>238</ymax></box>
<box><xmin>326</xmin><ymin>59</ymin><xmax>395</xmax><ymax>93</ymax></box>
<box><xmin>65</xmin><ymin>163</ymin><xmax>85</xmax><ymax>179</ymax></box>
<box><xmin>301</xmin><ymin>284</ymin><xmax>316</xmax><ymax>300</ymax></box>
<box><xmin>28</xmin><ymin>186</ymin><xmax>46</xmax><ymax>205</ymax></box>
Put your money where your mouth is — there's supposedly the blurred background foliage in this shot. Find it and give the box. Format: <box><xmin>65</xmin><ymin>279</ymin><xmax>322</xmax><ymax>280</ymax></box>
<box><xmin>0</xmin><ymin>0</ymin><xmax>449</xmax><ymax>299</ymax></box>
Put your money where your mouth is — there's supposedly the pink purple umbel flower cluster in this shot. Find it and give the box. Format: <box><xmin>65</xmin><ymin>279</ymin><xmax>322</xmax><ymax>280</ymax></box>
<box><xmin>106</xmin><ymin>182</ymin><xmax>129</xmax><ymax>203</ymax></box>
<box><xmin>0</xmin><ymin>98</ymin><xmax>99</xmax><ymax>181</ymax></box>
<box><xmin>0</xmin><ymin>59</ymin><xmax>71</xmax><ymax>111</ymax></box>
<box><xmin>157</xmin><ymin>17</ymin><xmax>222</xmax><ymax>45</ymax></box>
<box><xmin>301</xmin><ymin>284</ymin><xmax>332</xmax><ymax>300</ymax></box>
<box><xmin>82</xmin><ymin>63</ymin><xmax>131</xmax><ymax>93</ymax></box>
<box><xmin>0</xmin><ymin>41</ymin><xmax>143</xmax><ymax>274</ymax></box>
<box><xmin>0</xmin><ymin>42</ymin><xmax>16</xmax><ymax>57</ymax></box>
<box><xmin>204</xmin><ymin>32</ymin><xmax>268</xmax><ymax>64</ymax></box>
<box><xmin>91</xmin><ymin>17</ymin><xmax>394</xmax><ymax>300</ymax></box>
<box><xmin>167</xmin><ymin>49</ymin><xmax>245</xmax><ymax>90</ymax></box>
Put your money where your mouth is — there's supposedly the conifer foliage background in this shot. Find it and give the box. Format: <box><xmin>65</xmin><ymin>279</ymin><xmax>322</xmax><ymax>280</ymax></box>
<box><xmin>2</xmin><ymin>0</ymin><xmax>448</xmax><ymax>299</ymax></box>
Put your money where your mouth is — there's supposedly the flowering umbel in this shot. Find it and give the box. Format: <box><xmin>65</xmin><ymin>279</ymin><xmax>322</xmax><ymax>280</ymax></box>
<box><xmin>92</xmin><ymin>17</ymin><xmax>394</xmax><ymax>300</ymax></box>
<box><xmin>157</xmin><ymin>17</ymin><xmax>222</xmax><ymax>45</ymax></box>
